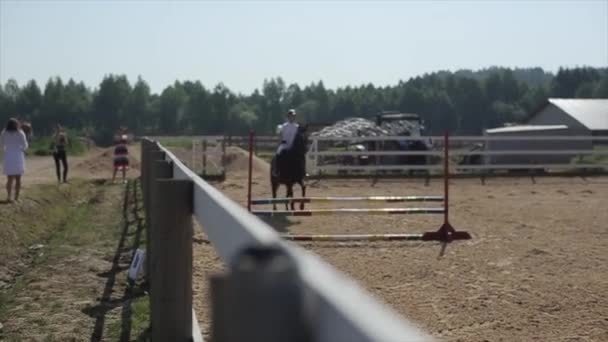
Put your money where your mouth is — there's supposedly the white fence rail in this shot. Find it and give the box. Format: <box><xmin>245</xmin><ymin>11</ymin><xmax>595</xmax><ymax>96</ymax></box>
<box><xmin>145</xmin><ymin>139</ymin><xmax>432</xmax><ymax>341</ymax></box>
<box><xmin>312</xmin><ymin>135</ymin><xmax>608</xmax><ymax>141</ymax></box>
<box><xmin>308</xmin><ymin>134</ymin><xmax>608</xmax><ymax>175</ymax></box>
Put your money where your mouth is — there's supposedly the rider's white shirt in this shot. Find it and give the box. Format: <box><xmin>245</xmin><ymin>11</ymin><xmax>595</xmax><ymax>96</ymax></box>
<box><xmin>276</xmin><ymin>121</ymin><xmax>299</xmax><ymax>154</ymax></box>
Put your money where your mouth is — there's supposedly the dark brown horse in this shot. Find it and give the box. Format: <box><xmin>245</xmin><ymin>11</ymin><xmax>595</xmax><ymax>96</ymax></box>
<box><xmin>270</xmin><ymin>125</ymin><xmax>308</xmax><ymax>211</ymax></box>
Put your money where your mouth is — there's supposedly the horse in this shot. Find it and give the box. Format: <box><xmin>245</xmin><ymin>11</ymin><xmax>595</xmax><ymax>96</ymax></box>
<box><xmin>270</xmin><ymin>125</ymin><xmax>308</xmax><ymax>211</ymax></box>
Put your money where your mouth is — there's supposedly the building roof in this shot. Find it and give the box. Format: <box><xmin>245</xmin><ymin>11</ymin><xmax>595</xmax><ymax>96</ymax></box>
<box><xmin>549</xmin><ymin>98</ymin><xmax>608</xmax><ymax>130</ymax></box>
<box><xmin>485</xmin><ymin>125</ymin><xmax>568</xmax><ymax>134</ymax></box>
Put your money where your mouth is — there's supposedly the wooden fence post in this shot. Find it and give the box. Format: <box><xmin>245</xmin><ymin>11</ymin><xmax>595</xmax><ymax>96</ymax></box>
<box><xmin>221</xmin><ymin>137</ymin><xmax>227</xmax><ymax>176</ymax></box>
<box><xmin>141</xmin><ymin>140</ymin><xmax>154</xmax><ymax>211</ymax></box>
<box><xmin>191</xmin><ymin>140</ymin><xmax>196</xmax><ymax>172</ymax></box>
<box><xmin>145</xmin><ymin>149</ymin><xmax>165</xmax><ymax>280</ymax></box>
<box><xmin>202</xmin><ymin>139</ymin><xmax>207</xmax><ymax>177</ymax></box>
<box><xmin>150</xmin><ymin>179</ymin><xmax>194</xmax><ymax>341</ymax></box>
<box><xmin>148</xmin><ymin>159</ymin><xmax>172</xmax><ymax>277</ymax></box>
<box><xmin>140</xmin><ymin>140</ymin><xmax>151</xmax><ymax>279</ymax></box>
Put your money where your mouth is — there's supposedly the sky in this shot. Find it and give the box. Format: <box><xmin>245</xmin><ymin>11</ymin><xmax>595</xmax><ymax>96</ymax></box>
<box><xmin>0</xmin><ymin>0</ymin><xmax>607</xmax><ymax>94</ymax></box>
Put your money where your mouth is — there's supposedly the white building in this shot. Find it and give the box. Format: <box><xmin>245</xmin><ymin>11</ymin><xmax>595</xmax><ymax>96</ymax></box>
<box><xmin>482</xmin><ymin>98</ymin><xmax>608</xmax><ymax>166</ymax></box>
<box><xmin>526</xmin><ymin>98</ymin><xmax>608</xmax><ymax>137</ymax></box>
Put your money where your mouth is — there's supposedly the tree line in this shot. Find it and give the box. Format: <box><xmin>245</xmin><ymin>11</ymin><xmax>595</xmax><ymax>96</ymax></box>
<box><xmin>1</xmin><ymin>66</ymin><xmax>606</xmax><ymax>145</ymax></box>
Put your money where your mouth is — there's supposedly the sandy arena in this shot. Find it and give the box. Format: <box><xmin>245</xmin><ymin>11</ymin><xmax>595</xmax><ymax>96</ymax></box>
<box><xmin>188</xmin><ymin>147</ymin><xmax>608</xmax><ymax>342</ymax></box>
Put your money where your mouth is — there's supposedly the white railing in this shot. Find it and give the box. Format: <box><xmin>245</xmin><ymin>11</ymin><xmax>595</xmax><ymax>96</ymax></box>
<box><xmin>312</xmin><ymin>135</ymin><xmax>608</xmax><ymax>141</ymax></box>
<box><xmin>308</xmin><ymin>134</ymin><xmax>608</xmax><ymax>175</ymax></box>
<box><xmin>143</xmin><ymin>139</ymin><xmax>433</xmax><ymax>341</ymax></box>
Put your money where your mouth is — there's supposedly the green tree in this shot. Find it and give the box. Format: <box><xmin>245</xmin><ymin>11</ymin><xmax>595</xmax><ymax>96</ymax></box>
<box><xmin>16</xmin><ymin>80</ymin><xmax>43</xmax><ymax>122</ymax></box>
<box><xmin>126</xmin><ymin>77</ymin><xmax>151</xmax><ymax>134</ymax></box>
<box><xmin>0</xmin><ymin>80</ymin><xmax>20</xmax><ymax>124</ymax></box>
<box><xmin>92</xmin><ymin>75</ymin><xmax>132</xmax><ymax>144</ymax></box>
<box><xmin>183</xmin><ymin>81</ymin><xmax>211</xmax><ymax>134</ymax></box>
<box><xmin>262</xmin><ymin>78</ymin><xmax>286</xmax><ymax>131</ymax></box>
<box><xmin>575</xmin><ymin>82</ymin><xmax>596</xmax><ymax>98</ymax></box>
<box><xmin>63</xmin><ymin>79</ymin><xmax>91</xmax><ymax>129</ymax></box>
<box><xmin>158</xmin><ymin>83</ymin><xmax>187</xmax><ymax>134</ymax></box>
<box><xmin>41</xmin><ymin>77</ymin><xmax>68</xmax><ymax>133</ymax></box>
<box><xmin>551</xmin><ymin>67</ymin><xmax>600</xmax><ymax>97</ymax></box>
<box><xmin>593</xmin><ymin>75</ymin><xmax>608</xmax><ymax>97</ymax></box>
<box><xmin>228</xmin><ymin>102</ymin><xmax>258</xmax><ymax>133</ymax></box>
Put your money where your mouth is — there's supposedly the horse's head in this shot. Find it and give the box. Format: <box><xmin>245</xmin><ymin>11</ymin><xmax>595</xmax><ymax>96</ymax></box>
<box><xmin>293</xmin><ymin>125</ymin><xmax>309</xmax><ymax>155</ymax></box>
<box><xmin>297</xmin><ymin>124</ymin><xmax>308</xmax><ymax>136</ymax></box>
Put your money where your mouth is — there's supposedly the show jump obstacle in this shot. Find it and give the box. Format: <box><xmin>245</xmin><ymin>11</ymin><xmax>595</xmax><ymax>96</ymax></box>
<box><xmin>247</xmin><ymin>131</ymin><xmax>471</xmax><ymax>243</ymax></box>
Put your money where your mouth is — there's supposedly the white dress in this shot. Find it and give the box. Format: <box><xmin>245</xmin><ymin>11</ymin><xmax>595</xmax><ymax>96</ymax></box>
<box><xmin>1</xmin><ymin>129</ymin><xmax>28</xmax><ymax>176</ymax></box>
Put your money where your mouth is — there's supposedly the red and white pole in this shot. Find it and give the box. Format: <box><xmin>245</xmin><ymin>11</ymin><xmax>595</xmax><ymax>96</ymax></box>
<box><xmin>247</xmin><ymin>130</ymin><xmax>254</xmax><ymax>212</ymax></box>
<box><xmin>422</xmin><ymin>130</ymin><xmax>471</xmax><ymax>242</ymax></box>
<box><xmin>443</xmin><ymin>131</ymin><xmax>449</xmax><ymax>225</ymax></box>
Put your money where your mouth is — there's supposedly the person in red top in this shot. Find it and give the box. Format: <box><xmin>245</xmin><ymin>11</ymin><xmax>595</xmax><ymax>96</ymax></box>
<box><xmin>112</xmin><ymin>134</ymin><xmax>129</xmax><ymax>184</ymax></box>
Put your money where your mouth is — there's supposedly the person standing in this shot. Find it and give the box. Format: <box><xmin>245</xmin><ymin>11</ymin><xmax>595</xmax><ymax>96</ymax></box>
<box><xmin>51</xmin><ymin>125</ymin><xmax>69</xmax><ymax>183</ymax></box>
<box><xmin>112</xmin><ymin>134</ymin><xmax>130</xmax><ymax>184</ymax></box>
<box><xmin>1</xmin><ymin>118</ymin><xmax>28</xmax><ymax>202</ymax></box>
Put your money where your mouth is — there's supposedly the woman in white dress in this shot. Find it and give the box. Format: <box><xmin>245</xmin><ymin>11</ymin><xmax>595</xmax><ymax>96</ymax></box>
<box><xmin>1</xmin><ymin>118</ymin><xmax>28</xmax><ymax>202</ymax></box>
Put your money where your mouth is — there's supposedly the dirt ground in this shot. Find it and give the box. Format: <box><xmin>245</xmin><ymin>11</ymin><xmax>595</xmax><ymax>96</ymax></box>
<box><xmin>4</xmin><ymin>143</ymin><xmax>606</xmax><ymax>341</ymax></box>
<box><xmin>19</xmin><ymin>145</ymin><xmax>141</xmax><ymax>186</ymax></box>
<box><xmin>0</xmin><ymin>144</ymin><xmax>146</xmax><ymax>341</ymax></box>
<box><xmin>190</xmin><ymin>147</ymin><xmax>608</xmax><ymax>342</ymax></box>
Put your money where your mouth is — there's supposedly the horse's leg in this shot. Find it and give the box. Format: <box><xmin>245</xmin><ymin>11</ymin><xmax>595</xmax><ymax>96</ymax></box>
<box><xmin>271</xmin><ymin>178</ymin><xmax>278</xmax><ymax>211</ymax></box>
<box><xmin>299</xmin><ymin>180</ymin><xmax>306</xmax><ymax>210</ymax></box>
<box><xmin>287</xmin><ymin>184</ymin><xmax>294</xmax><ymax>211</ymax></box>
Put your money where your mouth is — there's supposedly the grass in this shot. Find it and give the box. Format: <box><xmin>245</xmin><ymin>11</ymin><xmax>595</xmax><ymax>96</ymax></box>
<box><xmin>0</xmin><ymin>180</ymin><xmax>150</xmax><ymax>341</ymax></box>
<box><xmin>571</xmin><ymin>145</ymin><xmax>608</xmax><ymax>166</ymax></box>
<box><xmin>106</xmin><ymin>296</ymin><xmax>150</xmax><ymax>341</ymax></box>
<box><xmin>0</xmin><ymin>181</ymin><xmax>98</xmax><ymax>310</ymax></box>
<box><xmin>0</xmin><ymin>182</ymin><xmax>99</xmax><ymax>340</ymax></box>
<box><xmin>27</xmin><ymin>130</ymin><xmax>88</xmax><ymax>157</ymax></box>
<box><xmin>0</xmin><ymin>181</ymin><xmax>96</xmax><ymax>268</ymax></box>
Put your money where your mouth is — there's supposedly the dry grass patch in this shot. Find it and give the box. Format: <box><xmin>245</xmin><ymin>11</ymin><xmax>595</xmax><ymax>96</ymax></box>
<box><xmin>0</xmin><ymin>180</ymin><xmax>150</xmax><ymax>341</ymax></box>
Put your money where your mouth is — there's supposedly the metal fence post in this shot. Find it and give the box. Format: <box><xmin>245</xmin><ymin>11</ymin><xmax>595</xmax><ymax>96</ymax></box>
<box><xmin>150</xmin><ymin>179</ymin><xmax>194</xmax><ymax>341</ymax></box>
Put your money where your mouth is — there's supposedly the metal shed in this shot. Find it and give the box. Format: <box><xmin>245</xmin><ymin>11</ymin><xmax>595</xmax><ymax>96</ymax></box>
<box><xmin>483</xmin><ymin>125</ymin><xmax>592</xmax><ymax>165</ymax></box>
<box><xmin>527</xmin><ymin>98</ymin><xmax>608</xmax><ymax>138</ymax></box>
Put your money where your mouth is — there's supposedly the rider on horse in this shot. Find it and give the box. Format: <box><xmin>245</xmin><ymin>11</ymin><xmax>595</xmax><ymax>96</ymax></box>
<box><xmin>273</xmin><ymin>109</ymin><xmax>299</xmax><ymax>178</ymax></box>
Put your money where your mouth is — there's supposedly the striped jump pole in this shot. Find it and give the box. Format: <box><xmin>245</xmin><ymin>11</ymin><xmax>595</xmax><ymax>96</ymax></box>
<box><xmin>281</xmin><ymin>233</ymin><xmax>424</xmax><ymax>242</ymax></box>
<box><xmin>252</xmin><ymin>207</ymin><xmax>445</xmax><ymax>217</ymax></box>
<box><xmin>250</xmin><ymin>195</ymin><xmax>444</xmax><ymax>205</ymax></box>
